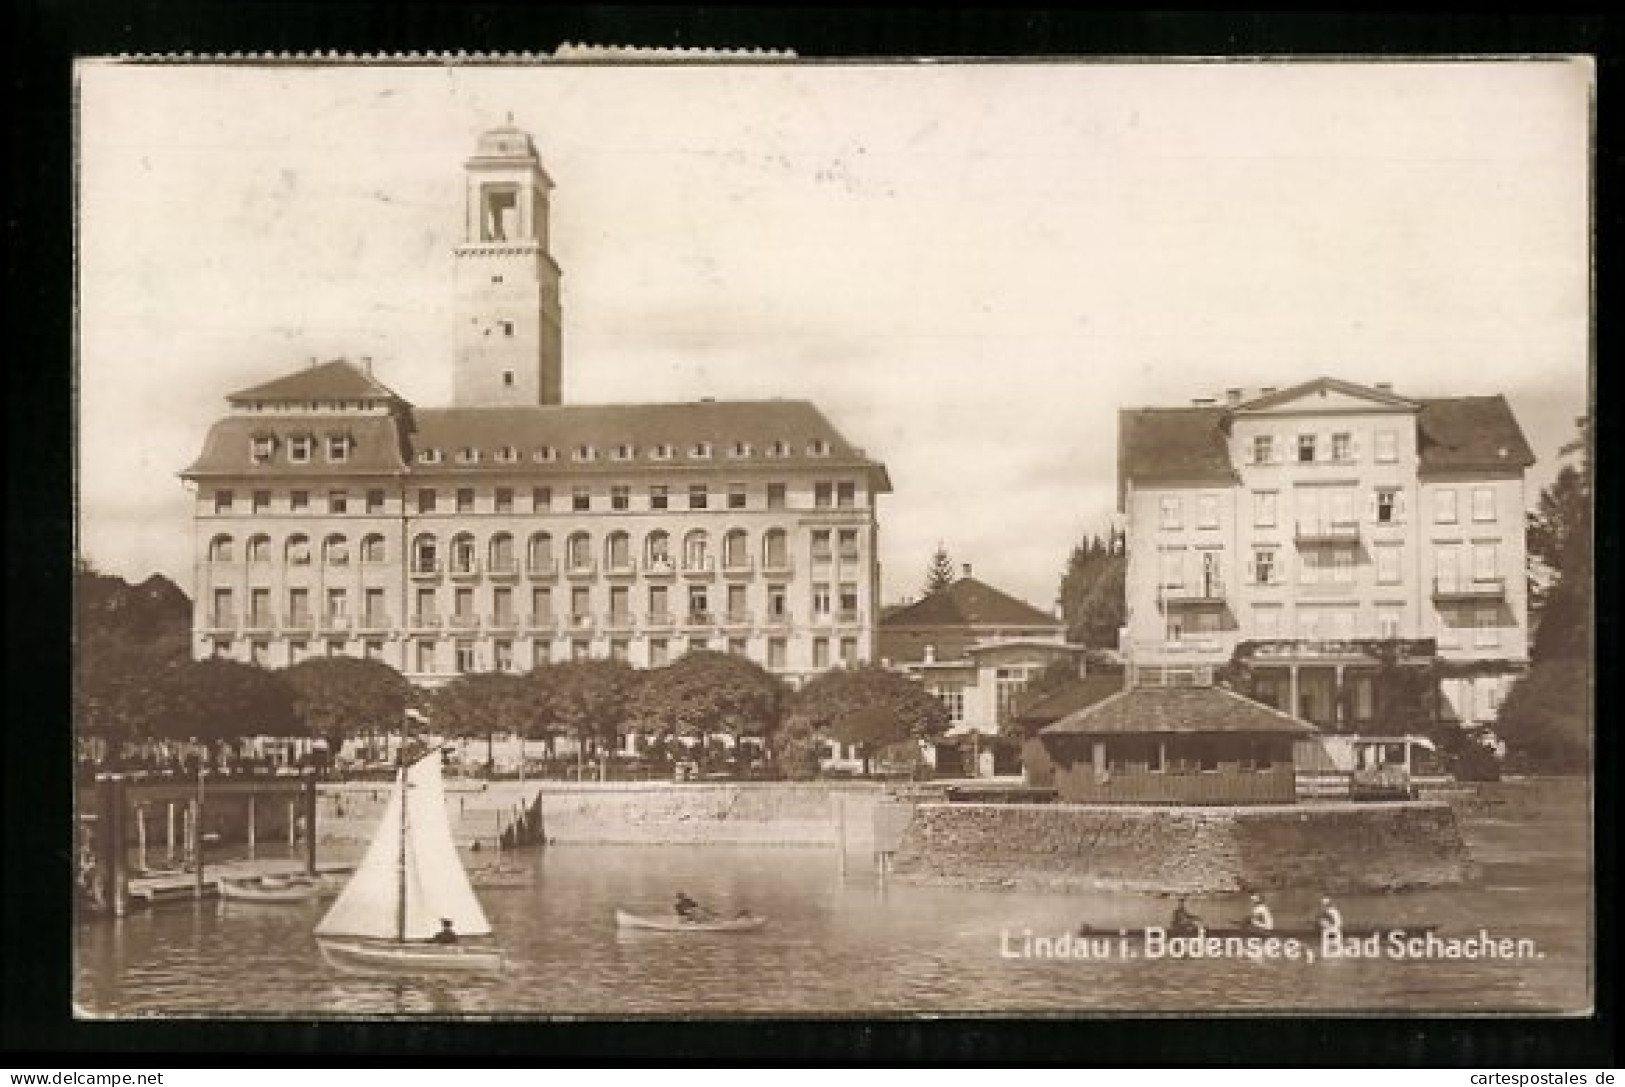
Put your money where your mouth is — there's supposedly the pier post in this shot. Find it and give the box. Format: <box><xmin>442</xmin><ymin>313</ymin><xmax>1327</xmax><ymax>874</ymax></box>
<box><xmin>194</xmin><ymin>768</ymin><xmax>206</xmax><ymax>900</ymax></box>
<box><xmin>836</xmin><ymin>794</ymin><xmax>848</xmax><ymax>878</ymax></box>
<box><xmin>246</xmin><ymin>796</ymin><xmax>256</xmax><ymax>861</ymax></box>
<box><xmin>96</xmin><ymin>774</ymin><xmax>130</xmax><ymax>917</ymax></box>
<box><xmin>303</xmin><ymin>769</ymin><xmax>318</xmax><ymax>877</ymax></box>
<box><xmin>166</xmin><ymin>801</ymin><xmax>176</xmax><ymax>865</ymax></box>
<box><xmin>135</xmin><ymin>804</ymin><xmax>147</xmax><ymax>874</ymax></box>
<box><xmin>287</xmin><ymin>800</ymin><xmax>296</xmax><ymax>850</ymax></box>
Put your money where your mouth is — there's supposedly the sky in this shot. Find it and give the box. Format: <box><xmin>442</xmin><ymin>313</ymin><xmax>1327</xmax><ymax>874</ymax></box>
<box><xmin>76</xmin><ymin>59</ymin><xmax>1591</xmax><ymax>609</ymax></box>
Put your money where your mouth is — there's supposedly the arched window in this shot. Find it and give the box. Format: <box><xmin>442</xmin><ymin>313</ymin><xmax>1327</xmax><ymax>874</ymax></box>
<box><xmin>323</xmin><ymin>534</ymin><xmax>349</xmax><ymax>566</ymax></box>
<box><xmin>489</xmin><ymin>533</ymin><xmax>516</xmax><ymax>573</ymax></box>
<box><xmin>450</xmin><ymin>533</ymin><xmax>477</xmax><ymax>574</ymax></box>
<box><xmin>527</xmin><ymin>532</ymin><xmax>554</xmax><ymax>572</ymax></box>
<box><xmin>246</xmin><ymin>535</ymin><xmax>272</xmax><ymax>564</ymax></box>
<box><xmin>286</xmin><ymin>534</ymin><xmax>311</xmax><ymax>566</ymax></box>
<box><xmin>645</xmin><ymin>530</ymin><xmax>672</xmax><ymax>571</ymax></box>
<box><xmin>360</xmin><ymin>534</ymin><xmax>387</xmax><ymax>564</ymax></box>
<box><xmin>605</xmin><ymin>531</ymin><xmax>632</xmax><ymax>571</ymax></box>
<box><xmin>208</xmin><ymin>535</ymin><xmax>235</xmax><ymax>563</ymax></box>
<box><xmin>723</xmin><ymin>529</ymin><xmax>750</xmax><ymax>569</ymax></box>
<box><xmin>567</xmin><ymin>532</ymin><xmax>593</xmax><ymax>571</ymax></box>
<box><xmin>683</xmin><ymin>530</ymin><xmax>710</xmax><ymax>571</ymax></box>
<box><xmin>762</xmin><ymin>528</ymin><xmax>789</xmax><ymax>570</ymax></box>
<box><xmin>412</xmin><ymin>534</ymin><xmax>439</xmax><ymax>574</ymax></box>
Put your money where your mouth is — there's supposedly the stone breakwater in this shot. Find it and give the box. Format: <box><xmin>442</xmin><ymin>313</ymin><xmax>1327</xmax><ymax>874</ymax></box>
<box><xmin>889</xmin><ymin>801</ymin><xmax>1473</xmax><ymax>894</ymax></box>
<box><xmin>535</xmin><ymin>783</ymin><xmax>886</xmax><ymax>847</ymax></box>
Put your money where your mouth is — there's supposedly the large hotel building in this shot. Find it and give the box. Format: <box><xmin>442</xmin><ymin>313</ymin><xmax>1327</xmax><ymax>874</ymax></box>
<box><xmin>182</xmin><ymin>122</ymin><xmax>889</xmax><ymax>686</ymax></box>
<box><xmin>1118</xmin><ymin>378</ymin><xmax>1534</xmax><ymax>732</ymax></box>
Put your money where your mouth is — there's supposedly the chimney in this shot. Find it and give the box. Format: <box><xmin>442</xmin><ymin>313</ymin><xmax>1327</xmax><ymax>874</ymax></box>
<box><xmin>1374</xmin><ymin>382</ymin><xmax>1393</xmax><ymax>393</ymax></box>
<box><xmin>1053</xmin><ymin>599</ymin><xmax>1065</xmax><ymax>622</ymax></box>
<box><xmin>1191</xmin><ymin>396</ymin><xmax>1218</xmax><ymax>407</ymax></box>
<box><xmin>359</xmin><ymin>355</ymin><xmax>373</xmax><ymax>375</ymax></box>
<box><xmin>307</xmin><ymin>356</ymin><xmax>318</xmax><ymax>368</ymax></box>
<box><xmin>924</xmin><ymin>645</ymin><xmax>936</xmax><ymax>664</ymax></box>
<box><xmin>961</xmin><ymin>563</ymin><xmax>972</xmax><ymax>579</ymax></box>
<box><xmin>1260</xmin><ymin>386</ymin><xmax>1277</xmax><ymax>396</ymax></box>
<box><xmin>1225</xmin><ymin>388</ymin><xmax>1243</xmax><ymax>407</ymax></box>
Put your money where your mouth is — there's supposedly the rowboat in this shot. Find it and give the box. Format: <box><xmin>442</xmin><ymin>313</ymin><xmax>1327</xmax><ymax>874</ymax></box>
<box><xmin>468</xmin><ymin>862</ymin><xmax>533</xmax><ymax>889</ymax></box>
<box><xmin>219</xmin><ymin>874</ymin><xmax>322</xmax><ymax>904</ymax></box>
<box><xmin>1077</xmin><ymin>923</ymin><xmax>1439</xmax><ymax>941</ymax></box>
<box><xmin>314</xmin><ymin>751</ymin><xmax>506</xmax><ymax>976</ymax></box>
<box><xmin>615</xmin><ymin>908</ymin><xmax>766</xmax><ymax>933</ymax></box>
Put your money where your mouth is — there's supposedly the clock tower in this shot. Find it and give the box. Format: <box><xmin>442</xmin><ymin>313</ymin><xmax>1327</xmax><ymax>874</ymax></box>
<box><xmin>452</xmin><ymin>119</ymin><xmax>563</xmax><ymax>407</ymax></box>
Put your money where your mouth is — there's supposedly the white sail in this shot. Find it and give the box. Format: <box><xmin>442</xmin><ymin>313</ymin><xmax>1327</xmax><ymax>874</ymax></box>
<box><xmin>315</xmin><ymin>752</ymin><xmax>491</xmax><ymax>941</ymax></box>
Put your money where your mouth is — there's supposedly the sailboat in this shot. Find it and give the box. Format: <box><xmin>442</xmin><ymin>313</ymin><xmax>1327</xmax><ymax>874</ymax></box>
<box><xmin>314</xmin><ymin>750</ymin><xmax>505</xmax><ymax>975</ymax></box>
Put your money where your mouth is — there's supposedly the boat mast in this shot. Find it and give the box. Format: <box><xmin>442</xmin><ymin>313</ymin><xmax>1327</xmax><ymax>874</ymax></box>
<box><xmin>395</xmin><ymin>764</ymin><xmax>408</xmax><ymax>944</ymax></box>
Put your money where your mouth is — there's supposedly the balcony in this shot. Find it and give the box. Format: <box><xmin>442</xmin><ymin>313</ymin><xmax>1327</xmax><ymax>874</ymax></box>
<box><xmin>1294</xmin><ymin>520</ymin><xmax>1360</xmax><ymax>546</ymax></box>
<box><xmin>523</xmin><ymin>613</ymin><xmax>554</xmax><ymax>632</ymax></box>
<box><xmin>409</xmin><ymin>561</ymin><xmax>443</xmax><ymax>580</ymax></box>
<box><xmin>603</xmin><ymin>560</ymin><xmax>638</xmax><ymax>580</ymax></box>
<box><xmin>836</xmin><ymin>609</ymin><xmax>862</xmax><ymax>625</ymax></box>
<box><xmin>526</xmin><ymin>558</ymin><xmax>558</xmax><ymax>580</ymax></box>
<box><xmin>564</xmin><ymin>560</ymin><xmax>596</xmax><ymax>579</ymax></box>
<box><xmin>408</xmin><ymin>613</ymin><xmax>442</xmax><ymax>630</ymax></box>
<box><xmin>604</xmin><ymin>612</ymin><xmax>637</xmax><ymax>632</ymax></box>
<box><xmin>448</xmin><ymin>561</ymin><xmax>480</xmax><ymax>581</ymax></box>
<box><xmin>761</xmin><ymin>556</ymin><xmax>794</xmax><ymax>576</ymax></box>
<box><xmin>357</xmin><ymin>613</ymin><xmax>393</xmax><ymax>633</ymax></box>
<box><xmin>447</xmin><ymin>614</ymin><xmax>480</xmax><ymax>630</ymax></box>
<box><xmin>762</xmin><ymin>610</ymin><xmax>792</xmax><ymax>628</ymax></box>
<box><xmin>643</xmin><ymin>557</ymin><xmax>677</xmax><ymax>579</ymax></box>
<box><xmin>683</xmin><ymin>611</ymin><xmax>716</xmax><ymax>629</ymax></box>
<box><xmin>487</xmin><ymin>558</ymin><xmax>521</xmax><ymax>581</ymax></box>
<box><xmin>282</xmin><ymin>613</ymin><xmax>315</xmax><ymax>633</ymax></box>
<box><xmin>721</xmin><ymin>555</ymin><xmax>754</xmax><ymax>577</ymax></box>
<box><xmin>320</xmin><ymin>615</ymin><xmax>352</xmax><ymax>634</ymax></box>
<box><xmin>1432</xmin><ymin>576</ymin><xmax>1507</xmax><ymax>602</ymax></box>
<box><xmin>487</xmin><ymin>613</ymin><xmax>519</xmax><ymax>632</ymax></box>
<box><xmin>204</xmin><ymin>612</ymin><xmax>236</xmax><ymax>633</ymax></box>
<box><xmin>243</xmin><ymin>613</ymin><xmax>276</xmax><ymax>634</ymax></box>
<box><xmin>722</xmin><ymin>610</ymin><xmax>753</xmax><ymax>629</ymax></box>
<box><xmin>1158</xmin><ymin>580</ymin><xmax>1227</xmax><ymax>606</ymax></box>
<box><xmin>682</xmin><ymin>557</ymin><xmax>716</xmax><ymax>579</ymax></box>
<box><xmin>645</xmin><ymin>611</ymin><xmax>676</xmax><ymax>629</ymax></box>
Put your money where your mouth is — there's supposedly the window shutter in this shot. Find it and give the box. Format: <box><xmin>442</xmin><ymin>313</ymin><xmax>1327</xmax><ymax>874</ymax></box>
<box><xmin>1366</xmin><ymin>492</ymin><xmax>1378</xmax><ymax>524</ymax></box>
<box><xmin>1350</xmin><ymin>435</ymin><xmax>1361</xmax><ymax>461</ymax></box>
<box><xmin>1395</xmin><ymin>491</ymin><xmax>1409</xmax><ymax>523</ymax></box>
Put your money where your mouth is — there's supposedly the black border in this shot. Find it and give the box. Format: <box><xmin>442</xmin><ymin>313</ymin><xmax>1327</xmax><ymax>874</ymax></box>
<box><xmin>6</xmin><ymin>5</ymin><xmax>1619</xmax><ymax>1067</ymax></box>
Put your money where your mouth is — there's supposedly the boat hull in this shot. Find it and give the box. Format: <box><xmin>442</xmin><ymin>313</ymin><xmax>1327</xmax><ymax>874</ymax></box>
<box><xmin>1077</xmin><ymin>923</ymin><xmax>1439</xmax><ymax>941</ymax></box>
<box><xmin>615</xmin><ymin>908</ymin><xmax>766</xmax><ymax>933</ymax></box>
<box><xmin>219</xmin><ymin>877</ymin><xmax>321</xmax><ymax>904</ymax></box>
<box><xmin>316</xmin><ymin>937</ymin><xmax>505</xmax><ymax>975</ymax></box>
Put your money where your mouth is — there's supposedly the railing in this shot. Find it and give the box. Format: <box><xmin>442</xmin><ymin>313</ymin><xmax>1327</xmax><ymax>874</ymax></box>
<box><xmin>244</xmin><ymin>613</ymin><xmax>276</xmax><ymax>633</ymax></box>
<box><xmin>357</xmin><ymin>613</ymin><xmax>393</xmax><ymax>632</ymax></box>
<box><xmin>523</xmin><ymin>614</ymin><xmax>553</xmax><ymax>631</ymax></box>
<box><xmin>1432</xmin><ymin>576</ymin><xmax>1506</xmax><ymax>601</ymax></box>
<box><xmin>722</xmin><ymin>610</ymin><xmax>753</xmax><ymax>627</ymax></box>
<box><xmin>604</xmin><ymin>612</ymin><xmax>637</xmax><ymax>631</ymax></box>
<box><xmin>643</xmin><ymin>557</ymin><xmax>677</xmax><ymax>577</ymax></box>
<box><xmin>836</xmin><ymin>609</ymin><xmax>862</xmax><ymax>624</ymax></box>
<box><xmin>526</xmin><ymin>558</ymin><xmax>558</xmax><ymax>579</ymax></box>
<box><xmin>1294</xmin><ymin>520</ymin><xmax>1360</xmax><ymax>544</ymax></box>
<box><xmin>565</xmin><ymin>560</ymin><xmax>596</xmax><ymax>578</ymax></box>
<box><xmin>682</xmin><ymin>557</ymin><xmax>716</xmax><ymax>577</ymax></box>
<box><xmin>1158</xmin><ymin>581</ymin><xmax>1226</xmax><ymax>605</ymax></box>
<box><xmin>320</xmin><ymin>615</ymin><xmax>352</xmax><ymax>633</ymax></box>
<box><xmin>761</xmin><ymin>556</ymin><xmax>794</xmax><ymax>575</ymax></box>
<box><xmin>282</xmin><ymin>613</ymin><xmax>315</xmax><ymax>632</ymax></box>
<box><xmin>486</xmin><ymin>613</ymin><xmax>519</xmax><ymax>631</ymax></box>
<box><xmin>684</xmin><ymin>611</ymin><xmax>715</xmax><ymax>628</ymax></box>
<box><xmin>410</xmin><ymin>561</ymin><xmax>444</xmax><ymax>578</ymax></box>
<box><xmin>646</xmin><ymin>611</ymin><xmax>676</xmax><ymax>628</ymax></box>
<box><xmin>722</xmin><ymin>555</ymin><xmax>754</xmax><ymax>574</ymax></box>
<box><xmin>448</xmin><ymin>561</ymin><xmax>481</xmax><ymax>579</ymax></box>
<box><xmin>567</xmin><ymin>614</ymin><xmax>595</xmax><ymax>630</ymax></box>
<box><xmin>487</xmin><ymin>558</ymin><xmax>520</xmax><ymax>578</ymax></box>
<box><xmin>409</xmin><ymin>613</ymin><xmax>442</xmax><ymax>629</ymax></box>
<box><xmin>762</xmin><ymin>610</ymin><xmax>792</xmax><ymax>627</ymax></box>
<box><xmin>604</xmin><ymin>560</ymin><xmax>638</xmax><ymax>578</ymax></box>
<box><xmin>448</xmin><ymin>614</ymin><xmax>480</xmax><ymax>629</ymax></box>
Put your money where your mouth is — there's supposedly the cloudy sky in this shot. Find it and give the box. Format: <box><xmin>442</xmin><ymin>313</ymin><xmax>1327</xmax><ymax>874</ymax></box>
<box><xmin>77</xmin><ymin>59</ymin><xmax>1590</xmax><ymax>609</ymax></box>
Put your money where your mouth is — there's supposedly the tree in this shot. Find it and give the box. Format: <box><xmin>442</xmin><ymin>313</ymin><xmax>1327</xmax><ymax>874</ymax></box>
<box><xmin>770</xmin><ymin>718</ymin><xmax>825</xmax><ymax>781</ymax></box>
<box><xmin>530</xmin><ymin>658</ymin><xmax>640</xmax><ymax>774</ymax></box>
<box><xmin>1527</xmin><ymin>462</ymin><xmax>1591</xmax><ymax>661</ymax></box>
<box><xmin>429</xmin><ymin>672</ymin><xmax>539</xmax><ymax>773</ymax></box>
<box><xmin>150</xmin><ymin>658</ymin><xmax>302</xmax><ymax>765</ymax></box>
<box><xmin>282</xmin><ymin>657</ymin><xmax>411</xmax><ymax>763</ymax></box>
<box><xmin>1496</xmin><ymin>658</ymin><xmax>1589</xmax><ymax>774</ymax></box>
<box><xmin>1056</xmin><ymin>528</ymin><xmax>1126</xmax><ymax>648</ymax></box>
<box><xmin>74</xmin><ymin>567</ymin><xmax>192</xmax><ymax>758</ymax></box>
<box><xmin>791</xmin><ymin>666</ymin><xmax>949</xmax><ymax>774</ymax></box>
<box><xmin>923</xmin><ymin>542</ymin><xmax>957</xmax><ymax>596</ymax></box>
<box><xmin>629</xmin><ymin>650</ymin><xmax>785</xmax><ymax>743</ymax></box>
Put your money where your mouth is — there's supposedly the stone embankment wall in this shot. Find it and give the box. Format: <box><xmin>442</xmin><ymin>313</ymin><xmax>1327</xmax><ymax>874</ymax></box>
<box><xmin>534</xmin><ymin>783</ymin><xmax>886</xmax><ymax>847</ymax></box>
<box><xmin>889</xmin><ymin>801</ymin><xmax>1471</xmax><ymax>894</ymax></box>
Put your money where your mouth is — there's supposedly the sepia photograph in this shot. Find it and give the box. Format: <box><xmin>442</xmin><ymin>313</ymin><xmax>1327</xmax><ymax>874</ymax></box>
<box><xmin>72</xmin><ymin>55</ymin><xmax>1593</xmax><ymax>1018</ymax></box>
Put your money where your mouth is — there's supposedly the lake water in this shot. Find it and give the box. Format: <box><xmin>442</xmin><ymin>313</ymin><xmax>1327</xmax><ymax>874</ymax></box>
<box><xmin>74</xmin><ymin>778</ymin><xmax>1591</xmax><ymax>1017</ymax></box>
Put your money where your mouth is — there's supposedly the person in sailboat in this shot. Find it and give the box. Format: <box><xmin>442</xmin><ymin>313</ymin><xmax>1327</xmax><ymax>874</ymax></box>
<box><xmin>430</xmin><ymin>917</ymin><xmax>459</xmax><ymax>945</ymax></box>
<box><xmin>1169</xmin><ymin>896</ymin><xmax>1202</xmax><ymax>936</ymax></box>
<box><xmin>674</xmin><ymin>891</ymin><xmax>708</xmax><ymax>923</ymax></box>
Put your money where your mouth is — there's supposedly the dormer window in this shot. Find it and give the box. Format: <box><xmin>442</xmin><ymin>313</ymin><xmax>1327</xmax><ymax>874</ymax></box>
<box><xmin>573</xmin><ymin>444</ymin><xmax>597</xmax><ymax>462</ymax></box>
<box><xmin>691</xmin><ymin>442</ymin><xmax>713</xmax><ymax>460</ymax></box>
<box><xmin>288</xmin><ymin>436</ymin><xmax>313</xmax><ymax>464</ymax></box>
<box><xmin>767</xmin><ymin>440</ymin><xmax>789</xmax><ymax>459</ymax></box>
<box><xmin>730</xmin><ymin>441</ymin><xmax>753</xmax><ymax>459</ymax></box>
<box><xmin>326</xmin><ymin>435</ymin><xmax>351</xmax><ymax>463</ymax></box>
<box><xmin>417</xmin><ymin>449</ymin><xmax>443</xmax><ymax>466</ymax></box>
<box><xmin>495</xmin><ymin>445</ymin><xmax>519</xmax><ymax>464</ymax></box>
<box><xmin>533</xmin><ymin>445</ymin><xmax>557</xmax><ymax>463</ymax></box>
<box><xmin>807</xmin><ymin>439</ymin><xmax>831</xmax><ymax>457</ymax></box>
<box><xmin>651</xmin><ymin>444</ymin><xmax>674</xmax><ymax>462</ymax></box>
<box><xmin>456</xmin><ymin>447</ymin><xmax>481</xmax><ymax>465</ymax></box>
<box><xmin>250</xmin><ymin>435</ymin><xmax>275</xmax><ymax>464</ymax></box>
<box><xmin>611</xmin><ymin>443</ymin><xmax>635</xmax><ymax>461</ymax></box>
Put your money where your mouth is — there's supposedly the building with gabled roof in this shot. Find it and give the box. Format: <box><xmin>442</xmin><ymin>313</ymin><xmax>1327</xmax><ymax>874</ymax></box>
<box><xmin>879</xmin><ymin>566</ymin><xmax>1085</xmax><ymax>776</ymax></box>
<box><xmin>1118</xmin><ymin>376</ymin><xmax>1533</xmax><ymax>735</ymax></box>
<box><xmin>181</xmin><ymin>122</ymin><xmax>889</xmax><ymax>686</ymax></box>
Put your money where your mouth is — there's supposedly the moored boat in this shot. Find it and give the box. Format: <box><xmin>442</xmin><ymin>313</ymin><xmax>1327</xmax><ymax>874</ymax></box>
<box><xmin>219</xmin><ymin>874</ymin><xmax>322</xmax><ymax>904</ymax></box>
<box><xmin>314</xmin><ymin>751</ymin><xmax>505</xmax><ymax>976</ymax></box>
<box><xmin>615</xmin><ymin>908</ymin><xmax>766</xmax><ymax>933</ymax></box>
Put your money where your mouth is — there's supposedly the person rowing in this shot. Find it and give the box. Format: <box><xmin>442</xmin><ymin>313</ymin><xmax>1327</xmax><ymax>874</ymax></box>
<box><xmin>674</xmin><ymin>890</ymin><xmax>714</xmax><ymax>923</ymax></box>
<box><xmin>1169</xmin><ymin>896</ymin><xmax>1202</xmax><ymax>936</ymax></box>
<box><xmin>1244</xmin><ymin>893</ymin><xmax>1274</xmax><ymax>932</ymax></box>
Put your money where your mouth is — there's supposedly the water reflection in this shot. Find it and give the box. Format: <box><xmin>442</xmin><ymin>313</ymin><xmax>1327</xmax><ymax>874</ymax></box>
<box><xmin>75</xmin><ymin>779</ymin><xmax>1591</xmax><ymax>1016</ymax></box>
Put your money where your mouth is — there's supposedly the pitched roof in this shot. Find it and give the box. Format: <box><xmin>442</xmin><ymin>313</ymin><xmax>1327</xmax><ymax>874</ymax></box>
<box><xmin>181</xmin><ymin>415</ymin><xmax>411</xmax><ymax>478</ymax></box>
<box><xmin>1009</xmin><ymin>673</ymin><xmax>1126</xmax><ymax>730</ymax></box>
<box><xmin>226</xmin><ymin>360</ymin><xmax>404</xmax><ymax>404</ymax></box>
<box><xmin>1237</xmin><ymin>377</ymin><xmax>1417</xmax><ymax>412</ymax></box>
<box><xmin>405</xmin><ymin>400</ymin><xmax>889</xmax><ymax>485</ymax></box>
<box><xmin>1415</xmin><ymin>396</ymin><xmax>1536</xmax><ymax>472</ymax></box>
<box><xmin>880</xmin><ymin>576</ymin><xmax>1058</xmax><ymax>630</ymax></box>
<box><xmin>1041</xmin><ymin>685</ymin><xmax>1317</xmax><ymax>736</ymax></box>
<box><xmin>1116</xmin><ymin>406</ymin><xmax>1238</xmax><ymax>508</ymax></box>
